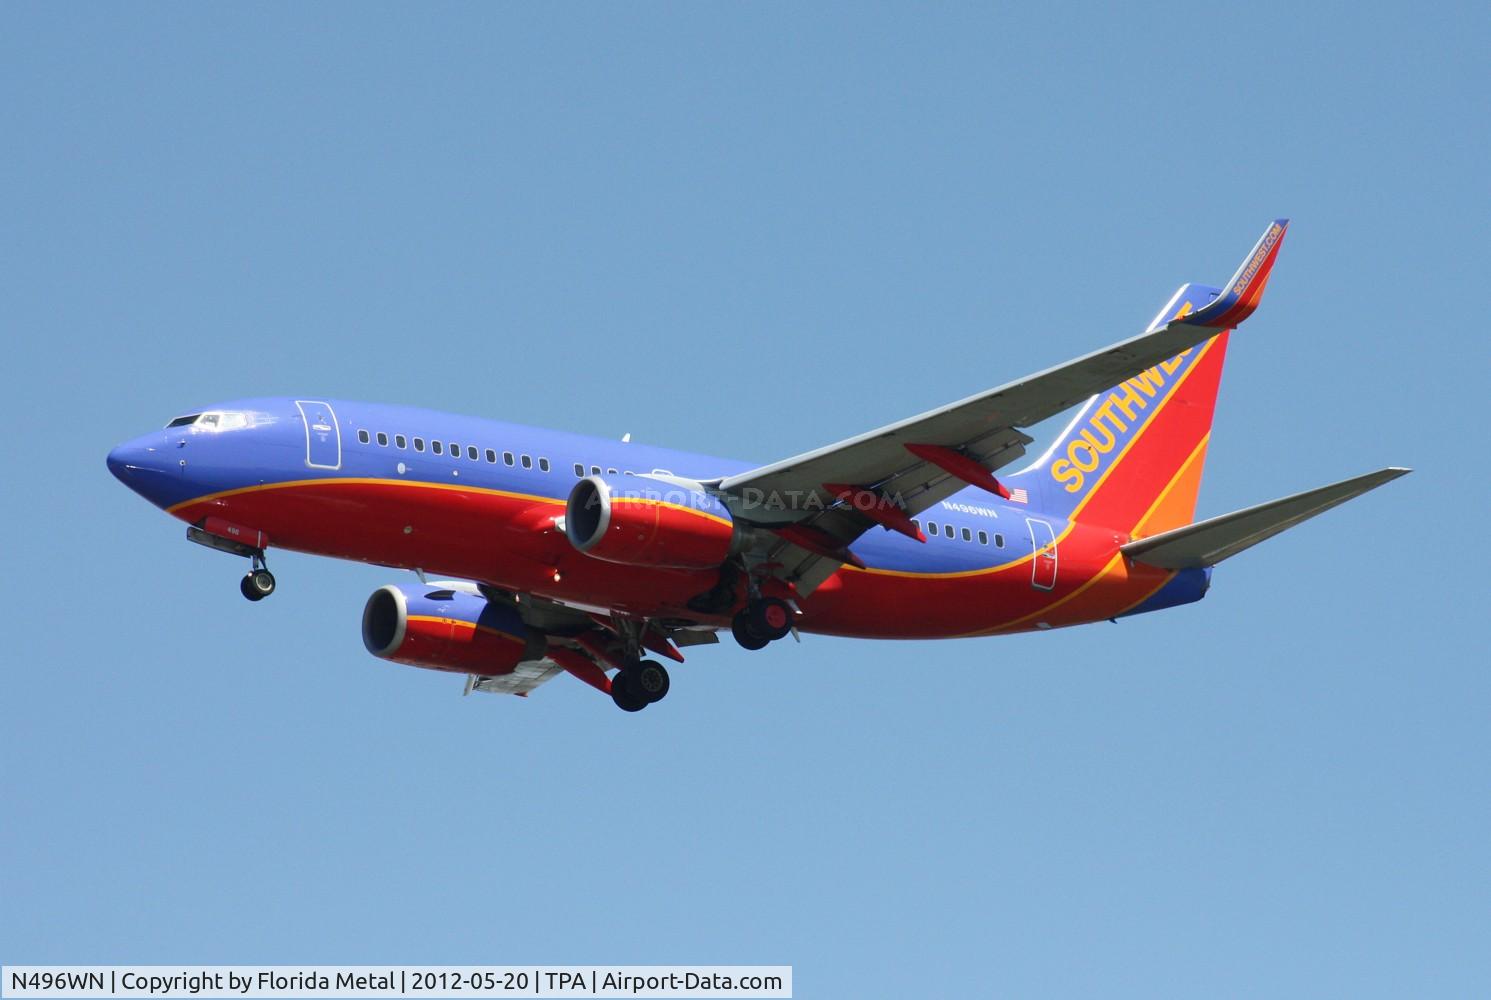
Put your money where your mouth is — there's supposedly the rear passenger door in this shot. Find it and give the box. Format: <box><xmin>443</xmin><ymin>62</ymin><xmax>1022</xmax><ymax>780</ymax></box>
<box><xmin>1026</xmin><ymin>517</ymin><xmax>1057</xmax><ymax>591</ymax></box>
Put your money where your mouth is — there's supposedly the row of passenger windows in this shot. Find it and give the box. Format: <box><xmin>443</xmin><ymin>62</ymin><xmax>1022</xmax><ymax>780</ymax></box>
<box><xmin>357</xmin><ymin>428</ymin><xmax>634</xmax><ymax>479</ymax></box>
<box><xmin>358</xmin><ymin>428</ymin><xmax>553</xmax><ymax>472</ymax></box>
<box><xmin>912</xmin><ymin>519</ymin><xmax>1005</xmax><ymax>548</ymax></box>
<box><xmin>355</xmin><ymin>428</ymin><xmax>1009</xmax><ymax>551</ymax></box>
<box><xmin>356</xmin><ymin>428</ymin><xmax>1008</xmax><ymax>551</ymax></box>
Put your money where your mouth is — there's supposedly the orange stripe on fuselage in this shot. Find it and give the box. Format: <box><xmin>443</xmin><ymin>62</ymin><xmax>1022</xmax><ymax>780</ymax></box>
<box><xmin>966</xmin><ymin>552</ymin><xmax>1125</xmax><ymax>635</ymax></box>
<box><xmin>167</xmin><ymin>476</ymin><xmax>564</xmax><ymax>517</ymax></box>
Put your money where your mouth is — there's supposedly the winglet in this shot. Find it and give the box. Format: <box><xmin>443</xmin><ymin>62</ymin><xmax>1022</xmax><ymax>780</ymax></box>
<box><xmin>1179</xmin><ymin>218</ymin><xmax>1289</xmax><ymax>329</ymax></box>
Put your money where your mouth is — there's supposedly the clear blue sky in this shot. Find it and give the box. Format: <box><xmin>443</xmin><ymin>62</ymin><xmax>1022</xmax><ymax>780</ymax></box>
<box><xmin>3</xmin><ymin>4</ymin><xmax>1486</xmax><ymax>996</ymax></box>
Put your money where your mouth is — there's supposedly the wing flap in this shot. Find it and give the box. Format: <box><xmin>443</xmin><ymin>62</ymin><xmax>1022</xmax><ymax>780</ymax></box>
<box><xmin>1121</xmin><ymin>467</ymin><xmax>1409</xmax><ymax>569</ymax></box>
<box><xmin>466</xmin><ymin>657</ymin><xmax>566</xmax><ymax>696</ymax></box>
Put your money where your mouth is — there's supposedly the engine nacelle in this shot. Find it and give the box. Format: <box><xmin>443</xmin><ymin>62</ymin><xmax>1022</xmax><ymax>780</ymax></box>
<box><xmin>361</xmin><ymin>584</ymin><xmax>544</xmax><ymax>677</ymax></box>
<box><xmin>565</xmin><ymin>474</ymin><xmax>737</xmax><ymax>569</ymax></box>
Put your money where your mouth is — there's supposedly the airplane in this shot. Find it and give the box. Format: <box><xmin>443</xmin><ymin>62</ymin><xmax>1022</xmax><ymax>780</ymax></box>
<box><xmin>107</xmin><ymin>219</ymin><xmax>1408</xmax><ymax>712</ymax></box>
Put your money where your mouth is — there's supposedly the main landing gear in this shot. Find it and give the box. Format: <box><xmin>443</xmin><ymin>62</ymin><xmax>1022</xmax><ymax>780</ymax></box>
<box><xmin>610</xmin><ymin>658</ymin><xmax>670</xmax><ymax>713</ymax></box>
<box><xmin>731</xmin><ymin>597</ymin><xmax>793</xmax><ymax>650</ymax></box>
<box><xmin>596</xmin><ymin>617</ymin><xmax>673</xmax><ymax>713</ymax></box>
<box><xmin>239</xmin><ymin>553</ymin><xmax>276</xmax><ymax>602</ymax></box>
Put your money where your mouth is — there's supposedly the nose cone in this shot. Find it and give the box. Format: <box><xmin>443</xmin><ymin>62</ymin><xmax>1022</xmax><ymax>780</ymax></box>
<box><xmin>105</xmin><ymin>441</ymin><xmax>138</xmax><ymax>483</ymax></box>
<box><xmin>107</xmin><ymin>432</ymin><xmax>180</xmax><ymax>506</ymax></box>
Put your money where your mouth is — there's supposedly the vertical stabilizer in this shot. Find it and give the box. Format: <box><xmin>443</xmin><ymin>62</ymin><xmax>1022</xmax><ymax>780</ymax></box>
<box><xmin>1004</xmin><ymin>219</ymin><xmax>1289</xmax><ymax>537</ymax></box>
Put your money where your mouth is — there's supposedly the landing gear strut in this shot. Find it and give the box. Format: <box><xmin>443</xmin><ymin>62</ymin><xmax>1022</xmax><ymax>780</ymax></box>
<box><xmin>731</xmin><ymin>597</ymin><xmax>793</xmax><ymax>649</ymax></box>
<box><xmin>239</xmin><ymin>552</ymin><xmax>276</xmax><ymax>602</ymax></box>
<box><xmin>610</xmin><ymin>658</ymin><xmax>670</xmax><ymax>712</ymax></box>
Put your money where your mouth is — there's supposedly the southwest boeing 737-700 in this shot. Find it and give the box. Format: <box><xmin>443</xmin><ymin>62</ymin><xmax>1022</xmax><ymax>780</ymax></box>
<box><xmin>107</xmin><ymin>220</ymin><xmax>1408</xmax><ymax>711</ymax></box>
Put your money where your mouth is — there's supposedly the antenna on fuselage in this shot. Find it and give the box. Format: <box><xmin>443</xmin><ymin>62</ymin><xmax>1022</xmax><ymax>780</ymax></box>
<box><xmin>621</xmin><ymin>433</ymin><xmax>631</xmax><ymax>443</ymax></box>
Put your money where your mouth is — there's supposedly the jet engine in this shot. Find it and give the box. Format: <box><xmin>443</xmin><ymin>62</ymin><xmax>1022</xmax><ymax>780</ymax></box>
<box><xmin>361</xmin><ymin>584</ymin><xmax>544</xmax><ymax>676</ymax></box>
<box><xmin>565</xmin><ymin>474</ymin><xmax>738</xmax><ymax>569</ymax></box>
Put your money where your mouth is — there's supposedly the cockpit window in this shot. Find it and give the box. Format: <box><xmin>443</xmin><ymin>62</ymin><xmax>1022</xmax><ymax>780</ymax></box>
<box><xmin>165</xmin><ymin>411</ymin><xmax>248</xmax><ymax>431</ymax></box>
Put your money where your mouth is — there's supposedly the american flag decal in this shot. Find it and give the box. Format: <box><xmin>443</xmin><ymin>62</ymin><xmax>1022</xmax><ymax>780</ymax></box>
<box><xmin>1008</xmin><ymin>487</ymin><xmax>1029</xmax><ymax>504</ymax></box>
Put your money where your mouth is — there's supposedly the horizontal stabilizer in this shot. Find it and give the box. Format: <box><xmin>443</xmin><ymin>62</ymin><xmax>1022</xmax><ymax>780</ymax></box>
<box><xmin>1121</xmin><ymin>467</ymin><xmax>1410</xmax><ymax>569</ymax></box>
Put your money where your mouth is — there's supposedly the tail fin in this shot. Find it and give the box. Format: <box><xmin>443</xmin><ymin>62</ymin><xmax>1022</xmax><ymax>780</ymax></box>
<box><xmin>1005</xmin><ymin>219</ymin><xmax>1289</xmax><ymax>536</ymax></box>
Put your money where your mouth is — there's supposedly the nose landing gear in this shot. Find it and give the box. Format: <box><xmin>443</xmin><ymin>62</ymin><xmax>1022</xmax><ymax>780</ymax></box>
<box><xmin>184</xmin><ymin>521</ymin><xmax>277</xmax><ymax>603</ymax></box>
<box><xmin>239</xmin><ymin>554</ymin><xmax>276</xmax><ymax>602</ymax></box>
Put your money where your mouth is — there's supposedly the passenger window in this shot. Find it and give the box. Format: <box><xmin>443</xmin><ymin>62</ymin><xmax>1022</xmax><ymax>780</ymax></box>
<box><xmin>539</xmin><ymin>458</ymin><xmax>550</xmax><ymax>472</ymax></box>
<box><xmin>503</xmin><ymin>451</ymin><xmax>514</xmax><ymax>466</ymax></box>
<box><xmin>978</xmin><ymin>530</ymin><xmax>989</xmax><ymax>545</ymax></box>
<box><xmin>432</xmin><ymin>441</ymin><xmax>443</xmax><ymax>455</ymax></box>
<box><xmin>358</xmin><ymin>430</ymin><xmax>370</xmax><ymax>444</ymax></box>
<box><xmin>928</xmin><ymin>522</ymin><xmax>938</xmax><ymax>536</ymax></box>
<box><xmin>467</xmin><ymin>446</ymin><xmax>478</xmax><ymax>461</ymax></box>
<box><xmin>521</xmin><ymin>454</ymin><xmax>533</xmax><ymax>469</ymax></box>
<box><xmin>591</xmin><ymin>466</ymin><xmax>601</xmax><ymax>476</ymax></box>
<box><xmin>574</xmin><ymin>463</ymin><xmax>584</xmax><ymax>477</ymax></box>
<box><xmin>413</xmin><ymin>437</ymin><xmax>425</xmax><ymax>452</ymax></box>
<box><xmin>395</xmin><ymin>435</ymin><xmax>406</xmax><ymax>449</ymax></box>
<box><xmin>994</xmin><ymin>533</ymin><xmax>1005</xmax><ymax>548</ymax></box>
<box><xmin>376</xmin><ymin>432</ymin><xmax>388</xmax><ymax>447</ymax></box>
<box><xmin>608</xmin><ymin>468</ymin><xmax>617</xmax><ymax>476</ymax></box>
<box><xmin>483</xmin><ymin>449</ymin><xmax>494</xmax><ymax>463</ymax></box>
<box><xmin>962</xmin><ymin>527</ymin><xmax>972</xmax><ymax>542</ymax></box>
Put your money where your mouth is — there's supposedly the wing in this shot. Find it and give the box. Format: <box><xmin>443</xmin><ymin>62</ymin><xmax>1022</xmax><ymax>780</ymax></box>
<box><xmin>711</xmin><ymin>219</ymin><xmax>1289</xmax><ymax>593</ymax></box>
